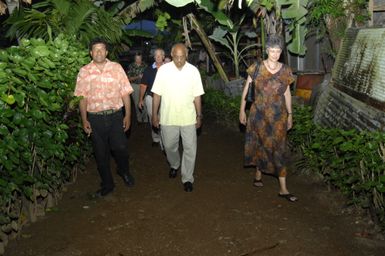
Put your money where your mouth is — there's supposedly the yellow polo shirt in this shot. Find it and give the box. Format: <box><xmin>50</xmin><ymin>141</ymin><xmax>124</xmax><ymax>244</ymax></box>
<box><xmin>151</xmin><ymin>62</ymin><xmax>204</xmax><ymax>126</ymax></box>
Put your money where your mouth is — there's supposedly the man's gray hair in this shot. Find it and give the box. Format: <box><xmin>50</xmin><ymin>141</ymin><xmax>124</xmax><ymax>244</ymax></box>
<box><xmin>266</xmin><ymin>34</ymin><xmax>284</xmax><ymax>50</ymax></box>
<box><xmin>154</xmin><ymin>48</ymin><xmax>165</xmax><ymax>56</ymax></box>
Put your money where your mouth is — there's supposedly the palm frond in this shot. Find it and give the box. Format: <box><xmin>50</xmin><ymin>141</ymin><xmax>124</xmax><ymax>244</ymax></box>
<box><xmin>118</xmin><ymin>0</ymin><xmax>156</xmax><ymax>23</ymax></box>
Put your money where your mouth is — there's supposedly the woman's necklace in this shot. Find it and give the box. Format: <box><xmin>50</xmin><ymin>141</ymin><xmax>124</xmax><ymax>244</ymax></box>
<box><xmin>265</xmin><ymin>60</ymin><xmax>279</xmax><ymax>71</ymax></box>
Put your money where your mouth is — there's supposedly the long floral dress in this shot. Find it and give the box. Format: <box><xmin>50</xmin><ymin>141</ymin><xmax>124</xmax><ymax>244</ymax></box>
<box><xmin>244</xmin><ymin>63</ymin><xmax>295</xmax><ymax>177</ymax></box>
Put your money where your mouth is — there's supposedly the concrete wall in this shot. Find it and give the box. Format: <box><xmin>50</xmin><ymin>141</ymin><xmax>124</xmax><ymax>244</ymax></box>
<box><xmin>314</xmin><ymin>85</ymin><xmax>385</xmax><ymax>131</ymax></box>
<box><xmin>313</xmin><ymin>27</ymin><xmax>385</xmax><ymax>131</ymax></box>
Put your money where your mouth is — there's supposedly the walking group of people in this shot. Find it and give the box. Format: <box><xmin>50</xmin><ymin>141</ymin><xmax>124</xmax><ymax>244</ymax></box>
<box><xmin>74</xmin><ymin>35</ymin><xmax>297</xmax><ymax>202</ymax></box>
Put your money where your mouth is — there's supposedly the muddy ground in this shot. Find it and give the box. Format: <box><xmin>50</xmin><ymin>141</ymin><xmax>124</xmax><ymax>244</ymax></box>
<box><xmin>5</xmin><ymin>120</ymin><xmax>385</xmax><ymax>256</ymax></box>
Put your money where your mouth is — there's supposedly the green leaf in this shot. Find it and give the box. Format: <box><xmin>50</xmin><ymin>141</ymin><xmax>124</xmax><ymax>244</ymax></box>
<box><xmin>199</xmin><ymin>0</ymin><xmax>233</xmax><ymax>29</ymax></box>
<box><xmin>13</xmin><ymin>93</ymin><xmax>25</xmax><ymax>107</ymax></box>
<box><xmin>260</xmin><ymin>0</ymin><xmax>275</xmax><ymax>11</ymax></box>
<box><xmin>31</xmin><ymin>109</ymin><xmax>44</xmax><ymax>119</ymax></box>
<box><xmin>12</xmin><ymin>112</ymin><xmax>25</xmax><ymax>125</ymax></box>
<box><xmin>31</xmin><ymin>46</ymin><xmax>51</xmax><ymax>57</ymax></box>
<box><xmin>209</xmin><ymin>27</ymin><xmax>231</xmax><ymax>51</ymax></box>
<box><xmin>0</xmin><ymin>124</ymin><xmax>9</xmax><ymax>136</ymax></box>
<box><xmin>1</xmin><ymin>94</ymin><xmax>16</xmax><ymax>105</ymax></box>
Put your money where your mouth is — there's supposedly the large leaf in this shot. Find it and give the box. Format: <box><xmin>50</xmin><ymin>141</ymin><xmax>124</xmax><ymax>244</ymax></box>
<box><xmin>208</xmin><ymin>27</ymin><xmax>232</xmax><ymax>51</ymax></box>
<box><xmin>277</xmin><ymin>0</ymin><xmax>309</xmax><ymax>55</ymax></box>
<box><xmin>164</xmin><ymin>0</ymin><xmax>197</xmax><ymax>7</ymax></box>
<box><xmin>286</xmin><ymin>20</ymin><xmax>307</xmax><ymax>55</ymax></box>
<box><xmin>199</xmin><ymin>0</ymin><xmax>234</xmax><ymax>29</ymax></box>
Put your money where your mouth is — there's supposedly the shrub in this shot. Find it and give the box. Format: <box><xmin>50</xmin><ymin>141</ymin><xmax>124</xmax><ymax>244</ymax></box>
<box><xmin>0</xmin><ymin>35</ymin><xmax>91</xmax><ymax>235</ymax></box>
<box><xmin>203</xmin><ymin>87</ymin><xmax>241</xmax><ymax>128</ymax></box>
<box><xmin>288</xmin><ymin>106</ymin><xmax>385</xmax><ymax>227</ymax></box>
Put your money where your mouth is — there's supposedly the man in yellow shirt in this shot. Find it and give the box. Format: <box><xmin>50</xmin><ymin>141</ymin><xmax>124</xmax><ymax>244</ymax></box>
<box><xmin>151</xmin><ymin>43</ymin><xmax>204</xmax><ymax>192</ymax></box>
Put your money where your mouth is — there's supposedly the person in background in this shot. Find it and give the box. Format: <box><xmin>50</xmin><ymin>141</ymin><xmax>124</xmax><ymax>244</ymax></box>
<box><xmin>151</xmin><ymin>43</ymin><xmax>204</xmax><ymax>192</ymax></box>
<box><xmin>164</xmin><ymin>55</ymin><xmax>172</xmax><ymax>63</ymax></box>
<box><xmin>239</xmin><ymin>35</ymin><xmax>298</xmax><ymax>202</ymax></box>
<box><xmin>74</xmin><ymin>38</ymin><xmax>135</xmax><ymax>197</ymax></box>
<box><xmin>138</xmin><ymin>48</ymin><xmax>165</xmax><ymax>148</ymax></box>
<box><xmin>127</xmin><ymin>52</ymin><xmax>147</xmax><ymax>123</ymax></box>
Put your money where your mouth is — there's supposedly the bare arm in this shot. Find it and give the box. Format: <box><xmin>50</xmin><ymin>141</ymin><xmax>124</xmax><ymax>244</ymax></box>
<box><xmin>79</xmin><ymin>98</ymin><xmax>92</xmax><ymax>135</ymax></box>
<box><xmin>152</xmin><ymin>93</ymin><xmax>161</xmax><ymax>128</ymax></box>
<box><xmin>239</xmin><ymin>75</ymin><xmax>252</xmax><ymax>125</ymax></box>
<box><xmin>284</xmin><ymin>85</ymin><xmax>293</xmax><ymax>130</ymax></box>
<box><xmin>122</xmin><ymin>93</ymin><xmax>131</xmax><ymax>132</ymax></box>
<box><xmin>194</xmin><ymin>96</ymin><xmax>203</xmax><ymax>129</ymax></box>
<box><xmin>138</xmin><ymin>84</ymin><xmax>147</xmax><ymax>110</ymax></box>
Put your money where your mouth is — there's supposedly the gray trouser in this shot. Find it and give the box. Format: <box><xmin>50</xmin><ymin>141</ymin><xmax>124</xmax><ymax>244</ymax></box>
<box><xmin>161</xmin><ymin>125</ymin><xmax>197</xmax><ymax>183</ymax></box>
<box><xmin>131</xmin><ymin>83</ymin><xmax>148</xmax><ymax>122</ymax></box>
<box><xmin>145</xmin><ymin>95</ymin><xmax>161</xmax><ymax>143</ymax></box>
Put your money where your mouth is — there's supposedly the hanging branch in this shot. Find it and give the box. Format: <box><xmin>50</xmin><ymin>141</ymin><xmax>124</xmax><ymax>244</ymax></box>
<box><xmin>187</xmin><ymin>13</ymin><xmax>229</xmax><ymax>82</ymax></box>
<box><xmin>182</xmin><ymin>16</ymin><xmax>192</xmax><ymax>49</ymax></box>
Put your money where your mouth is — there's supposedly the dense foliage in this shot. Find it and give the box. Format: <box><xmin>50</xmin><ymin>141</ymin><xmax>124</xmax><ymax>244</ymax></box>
<box><xmin>288</xmin><ymin>106</ymin><xmax>385</xmax><ymax>226</ymax></box>
<box><xmin>0</xmin><ymin>35</ymin><xmax>91</xmax><ymax>232</ymax></box>
<box><xmin>203</xmin><ymin>88</ymin><xmax>385</xmax><ymax>228</ymax></box>
<box><xmin>203</xmin><ymin>88</ymin><xmax>241</xmax><ymax>126</ymax></box>
<box><xmin>6</xmin><ymin>0</ymin><xmax>126</xmax><ymax>45</ymax></box>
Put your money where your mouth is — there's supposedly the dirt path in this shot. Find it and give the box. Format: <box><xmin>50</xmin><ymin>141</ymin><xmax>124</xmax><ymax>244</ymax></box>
<box><xmin>5</xmin><ymin>121</ymin><xmax>385</xmax><ymax>256</ymax></box>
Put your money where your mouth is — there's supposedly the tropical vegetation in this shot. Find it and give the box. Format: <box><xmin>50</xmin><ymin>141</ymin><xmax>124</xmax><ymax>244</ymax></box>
<box><xmin>0</xmin><ymin>1</ymin><xmax>379</xmax><ymax>254</ymax></box>
<box><xmin>0</xmin><ymin>35</ymin><xmax>91</xmax><ymax>254</ymax></box>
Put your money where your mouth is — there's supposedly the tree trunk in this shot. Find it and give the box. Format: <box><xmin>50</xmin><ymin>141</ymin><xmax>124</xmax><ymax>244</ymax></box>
<box><xmin>187</xmin><ymin>14</ymin><xmax>229</xmax><ymax>83</ymax></box>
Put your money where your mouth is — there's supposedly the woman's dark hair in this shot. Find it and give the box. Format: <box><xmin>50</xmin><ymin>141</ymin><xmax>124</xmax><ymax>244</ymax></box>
<box><xmin>135</xmin><ymin>52</ymin><xmax>142</xmax><ymax>57</ymax></box>
<box><xmin>89</xmin><ymin>37</ymin><xmax>109</xmax><ymax>51</ymax></box>
<box><xmin>266</xmin><ymin>34</ymin><xmax>284</xmax><ymax>50</ymax></box>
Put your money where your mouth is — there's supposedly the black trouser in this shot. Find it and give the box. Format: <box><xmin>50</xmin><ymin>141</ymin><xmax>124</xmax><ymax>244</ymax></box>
<box><xmin>88</xmin><ymin>110</ymin><xmax>129</xmax><ymax>190</ymax></box>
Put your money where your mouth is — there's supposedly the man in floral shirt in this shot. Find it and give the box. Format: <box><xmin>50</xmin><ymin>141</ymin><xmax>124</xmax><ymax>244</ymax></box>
<box><xmin>74</xmin><ymin>38</ymin><xmax>135</xmax><ymax>197</ymax></box>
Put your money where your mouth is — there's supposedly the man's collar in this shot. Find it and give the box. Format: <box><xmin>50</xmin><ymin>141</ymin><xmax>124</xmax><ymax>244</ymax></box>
<box><xmin>152</xmin><ymin>62</ymin><xmax>163</xmax><ymax>69</ymax></box>
<box><xmin>91</xmin><ymin>58</ymin><xmax>110</xmax><ymax>65</ymax></box>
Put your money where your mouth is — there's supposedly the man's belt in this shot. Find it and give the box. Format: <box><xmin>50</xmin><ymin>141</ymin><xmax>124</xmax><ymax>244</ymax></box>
<box><xmin>88</xmin><ymin>109</ymin><xmax>120</xmax><ymax>115</ymax></box>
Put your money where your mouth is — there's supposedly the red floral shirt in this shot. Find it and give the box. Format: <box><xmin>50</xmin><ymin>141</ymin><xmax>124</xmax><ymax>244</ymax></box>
<box><xmin>75</xmin><ymin>59</ymin><xmax>133</xmax><ymax>112</ymax></box>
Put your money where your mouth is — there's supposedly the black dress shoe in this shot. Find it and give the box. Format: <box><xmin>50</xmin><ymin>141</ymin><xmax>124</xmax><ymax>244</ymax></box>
<box><xmin>169</xmin><ymin>168</ymin><xmax>178</xmax><ymax>178</ymax></box>
<box><xmin>152</xmin><ymin>141</ymin><xmax>159</xmax><ymax>147</ymax></box>
<box><xmin>120</xmin><ymin>173</ymin><xmax>135</xmax><ymax>187</ymax></box>
<box><xmin>95</xmin><ymin>187</ymin><xmax>114</xmax><ymax>197</ymax></box>
<box><xmin>183</xmin><ymin>182</ymin><xmax>193</xmax><ymax>192</ymax></box>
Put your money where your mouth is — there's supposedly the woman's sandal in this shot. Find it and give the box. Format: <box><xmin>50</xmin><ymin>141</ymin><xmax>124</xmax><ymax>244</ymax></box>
<box><xmin>253</xmin><ymin>178</ymin><xmax>264</xmax><ymax>187</ymax></box>
<box><xmin>278</xmin><ymin>193</ymin><xmax>298</xmax><ymax>202</ymax></box>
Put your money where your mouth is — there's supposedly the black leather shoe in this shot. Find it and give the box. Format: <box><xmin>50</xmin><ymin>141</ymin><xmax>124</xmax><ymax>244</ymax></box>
<box><xmin>95</xmin><ymin>187</ymin><xmax>114</xmax><ymax>197</ymax></box>
<box><xmin>169</xmin><ymin>168</ymin><xmax>178</xmax><ymax>178</ymax></box>
<box><xmin>183</xmin><ymin>182</ymin><xmax>193</xmax><ymax>192</ymax></box>
<box><xmin>152</xmin><ymin>141</ymin><xmax>159</xmax><ymax>147</ymax></box>
<box><xmin>120</xmin><ymin>173</ymin><xmax>135</xmax><ymax>187</ymax></box>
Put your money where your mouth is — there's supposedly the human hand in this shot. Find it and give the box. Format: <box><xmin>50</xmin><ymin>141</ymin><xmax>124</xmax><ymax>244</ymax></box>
<box><xmin>239</xmin><ymin>111</ymin><xmax>247</xmax><ymax>125</ymax></box>
<box><xmin>196</xmin><ymin>117</ymin><xmax>202</xmax><ymax>129</ymax></box>
<box><xmin>287</xmin><ymin>114</ymin><xmax>293</xmax><ymax>130</ymax></box>
<box><xmin>82</xmin><ymin>120</ymin><xmax>92</xmax><ymax>137</ymax></box>
<box><xmin>123</xmin><ymin>115</ymin><xmax>131</xmax><ymax>132</ymax></box>
<box><xmin>138</xmin><ymin>101</ymin><xmax>144</xmax><ymax>110</ymax></box>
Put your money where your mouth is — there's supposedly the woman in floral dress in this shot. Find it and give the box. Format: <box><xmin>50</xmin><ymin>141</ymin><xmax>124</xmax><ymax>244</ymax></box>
<box><xmin>239</xmin><ymin>35</ymin><xmax>298</xmax><ymax>202</ymax></box>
